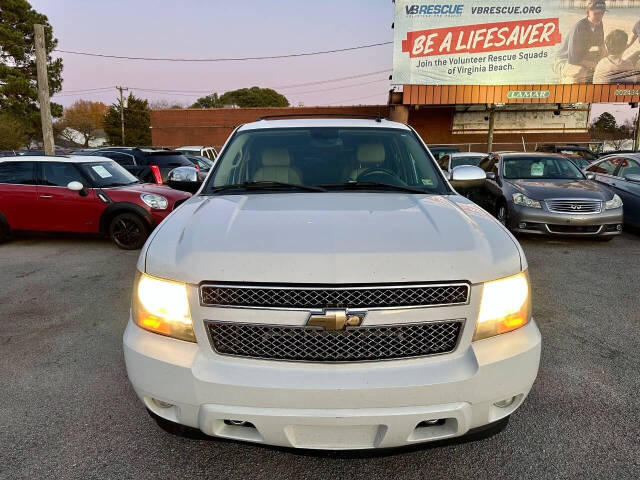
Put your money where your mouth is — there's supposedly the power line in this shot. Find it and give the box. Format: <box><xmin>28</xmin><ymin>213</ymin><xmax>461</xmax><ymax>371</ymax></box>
<box><xmin>274</xmin><ymin>69</ymin><xmax>391</xmax><ymax>89</ymax></box>
<box><xmin>325</xmin><ymin>91</ymin><xmax>389</xmax><ymax>105</ymax></box>
<box><xmin>52</xmin><ymin>41</ymin><xmax>392</xmax><ymax>62</ymax></box>
<box><xmin>288</xmin><ymin>78</ymin><xmax>390</xmax><ymax>96</ymax></box>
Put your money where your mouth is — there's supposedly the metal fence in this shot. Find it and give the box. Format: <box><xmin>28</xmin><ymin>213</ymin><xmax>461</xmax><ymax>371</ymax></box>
<box><xmin>431</xmin><ymin>141</ymin><xmax>605</xmax><ymax>153</ymax></box>
<box><xmin>560</xmin><ymin>0</ymin><xmax>640</xmax><ymax>8</ymax></box>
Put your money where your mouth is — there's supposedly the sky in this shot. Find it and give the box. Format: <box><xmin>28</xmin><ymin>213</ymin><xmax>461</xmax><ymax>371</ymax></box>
<box><xmin>31</xmin><ymin>0</ymin><xmax>637</xmax><ymax>123</ymax></box>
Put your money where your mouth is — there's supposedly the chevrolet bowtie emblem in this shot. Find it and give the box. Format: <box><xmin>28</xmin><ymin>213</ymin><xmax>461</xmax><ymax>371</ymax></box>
<box><xmin>307</xmin><ymin>309</ymin><xmax>366</xmax><ymax>331</ymax></box>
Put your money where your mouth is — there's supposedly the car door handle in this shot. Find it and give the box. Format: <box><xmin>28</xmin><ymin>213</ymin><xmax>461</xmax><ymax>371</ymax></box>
<box><xmin>39</xmin><ymin>195</ymin><xmax>52</xmax><ymax>198</ymax></box>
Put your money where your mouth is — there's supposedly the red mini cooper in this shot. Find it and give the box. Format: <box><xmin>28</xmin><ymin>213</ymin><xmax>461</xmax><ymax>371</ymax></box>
<box><xmin>0</xmin><ymin>156</ymin><xmax>191</xmax><ymax>249</ymax></box>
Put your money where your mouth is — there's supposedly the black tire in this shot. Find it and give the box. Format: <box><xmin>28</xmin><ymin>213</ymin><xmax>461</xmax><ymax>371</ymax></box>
<box><xmin>496</xmin><ymin>201</ymin><xmax>509</xmax><ymax>227</ymax></box>
<box><xmin>0</xmin><ymin>218</ymin><xmax>10</xmax><ymax>243</ymax></box>
<box><xmin>108</xmin><ymin>212</ymin><xmax>150</xmax><ymax>250</ymax></box>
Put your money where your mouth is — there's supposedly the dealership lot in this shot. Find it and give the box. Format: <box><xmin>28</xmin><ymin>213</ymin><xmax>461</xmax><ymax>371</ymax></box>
<box><xmin>1</xmin><ymin>233</ymin><xmax>639</xmax><ymax>479</ymax></box>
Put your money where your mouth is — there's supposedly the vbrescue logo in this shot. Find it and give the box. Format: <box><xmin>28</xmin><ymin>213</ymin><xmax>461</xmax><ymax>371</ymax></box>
<box><xmin>405</xmin><ymin>4</ymin><xmax>464</xmax><ymax>16</ymax></box>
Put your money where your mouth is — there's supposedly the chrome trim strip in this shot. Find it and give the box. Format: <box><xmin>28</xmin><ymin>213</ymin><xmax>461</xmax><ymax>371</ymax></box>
<box><xmin>203</xmin><ymin>318</ymin><xmax>466</xmax><ymax>363</ymax></box>
<box><xmin>544</xmin><ymin>224</ymin><xmax>604</xmax><ymax>235</ymax></box>
<box><xmin>198</xmin><ymin>282</ymin><xmax>471</xmax><ymax>311</ymax></box>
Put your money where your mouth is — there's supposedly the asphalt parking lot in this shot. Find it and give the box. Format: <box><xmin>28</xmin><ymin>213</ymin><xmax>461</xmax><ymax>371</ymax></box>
<box><xmin>1</xmin><ymin>232</ymin><xmax>639</xmax><ymax>479</ymax></box>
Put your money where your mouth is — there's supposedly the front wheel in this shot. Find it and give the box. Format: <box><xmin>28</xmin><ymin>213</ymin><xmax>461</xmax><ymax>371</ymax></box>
<box><xmin>109</xmin><ymin>212</ymin><xmax>150</xmax><ymax>250</ymax></box>
<box><xmin>496</xmin><ymin>202</ymin><xmax>509</xmax><ymax>227</ymax></box>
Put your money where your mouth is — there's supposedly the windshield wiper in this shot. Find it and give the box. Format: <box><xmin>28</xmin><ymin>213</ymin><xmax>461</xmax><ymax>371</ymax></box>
<box><xmin>319</xmin><ymin>181</ymin><xmax>428</xmax><ymax>194</ymax></box>
<box><xmin>210</xmin><ymin>181</ymin><xmax>326</xmax><ymax>194</ymax></box>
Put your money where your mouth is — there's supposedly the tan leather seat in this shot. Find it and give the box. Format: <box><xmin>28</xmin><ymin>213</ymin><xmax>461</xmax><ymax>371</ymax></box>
<box><xmin>253</xmin><ymin>148</ymin><xmax>302</xmax><ymax>184</ymax></box>
<box><xmin>347</xmin><ymin>143</ymin><xmax>386</xmax><ymax>180</ymax></box>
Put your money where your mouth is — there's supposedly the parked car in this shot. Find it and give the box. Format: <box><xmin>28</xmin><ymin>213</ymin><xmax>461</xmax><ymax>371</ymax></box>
<box><xmin>81</xmin><ymin>147</ymin><xmax>194</xmax><ymax>184</ymax></box>
<box><xmin>428</xmin><ymin>145</ymin><xmax>460</xmax><ymax>160</ymax></box>
<box><xmin>437</xmin><ymin>152</ymin><xmax>486</xmax><ymax>173</ymax></box>
<box><xmin>535</xmin><ymin>144</ymin><xmax>598</xmax><ymax>168</ymax></box>
<box><xmin>175</xmin><ymin>145</ymin><xmax>218</xmax><ymax>160</ymax></box>
<box><xmin>0</xmin><ymin>156</ymin><xmax>191</xmax><ymax>249</ymax></box>
<box><xmin>123</xmin><ymin>117</ymin><xmax>541</xmax><ymax>450</ymax></box>
<box><xmin>17</xmin><ymin>148</ymin><xmax>71</xmax><ymax>156</ymax></box>
<box><xmin>468</xmin><ymin>152</ymin><xmax>623</xmax><ymax>239</ymax></box>
<box><xmin>182</xmin><ymin>154</ymin><xmax>213</xmax><ymax>181</ymax></box>
<box><xmin>586</xmin><ymin>154</ymin><xmax>640</xmax><ymax>229</ymax></box>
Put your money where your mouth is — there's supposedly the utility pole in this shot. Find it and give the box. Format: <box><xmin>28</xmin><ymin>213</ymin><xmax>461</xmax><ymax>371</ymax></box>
<box><xmin>117</xmin><ymin>86</ymin><xmax>129</xmax><ymax>145</ymax></box>
<box><xmin>487</xmin><ymin>105</ymin><xmax>496</xmax><ymax>153</ymax></box>
<box><xmin>34</xmin><ymin>24</ymin><xmax>55</xmax><ymax>155</ymax></box>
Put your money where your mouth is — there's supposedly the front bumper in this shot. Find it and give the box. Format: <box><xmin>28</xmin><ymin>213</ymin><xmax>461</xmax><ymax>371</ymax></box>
<box><xmin>508</xmin><ymin>204</ymin><xmax>623</xmax><ymax>236</ymax></box>
<box><xmin>123</xmin><ymin>318</ymin><xmax>541</xmax><ymax>450</ymax></box>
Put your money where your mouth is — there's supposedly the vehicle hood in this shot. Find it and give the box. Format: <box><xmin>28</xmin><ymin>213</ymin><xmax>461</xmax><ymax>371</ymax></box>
<box><xmin>506</xmin><ymin>179</ymin><xmax>611</xmax><ymax>200</ymax></box>
<box><xmin>106</xmin><ymin>183</ymin><xmax>191</xmax><ymax>200</ymax></box>
<box><xmin>142</xmin><ymin>193</ymin><xmax>524</xmax><ymax>285</ymax></box>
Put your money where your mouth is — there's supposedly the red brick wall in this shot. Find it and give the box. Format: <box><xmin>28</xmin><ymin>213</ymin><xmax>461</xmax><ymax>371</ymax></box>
<box><xmin>150</xmin><ymin>106</ymin><xmax>390</xmax><ymax>148</ymax></box>
<box><xmin>150</xmin><ymin>104</ymin><xmax>590</xmax><ymax>151</ymax></box>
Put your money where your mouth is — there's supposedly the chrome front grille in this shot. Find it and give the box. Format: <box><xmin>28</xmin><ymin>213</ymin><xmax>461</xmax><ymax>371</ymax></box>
<box><xmin>206</xmin><ymin>320</ymin><xmax>463</xmax><ymax>362</ymax></box>
<box><xmin>200</xmin><ymin>283</ymin><xmax>469</xmax><ymax>309</ymax></box>
<box><xmin>546</xmin><ymin>199</ymin><xmax>602</xmax><ymax>214</ymax></box>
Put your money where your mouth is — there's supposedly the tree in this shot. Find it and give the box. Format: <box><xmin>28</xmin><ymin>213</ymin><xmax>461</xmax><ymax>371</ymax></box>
<box><xmin>149</xmin><ymin>99</ymin><xmax>185</xmax><ymax>110</ymax></box>
<box><xmin>590</xmin><ymin>112</ymin><xmax>632</xmax><ymax>150</ymax></box>
<box><xmin>0</xmin><ymin>114</ymin><xmax>29</xmax><ymax>149</ymax></box>
<box><xmin>190</xmin><ymin>93</ymin><xmax>222</xmax><ymax>109</ymax></box>
<box><xmin>58</xmin><ymin>100</ymin><xmax>107</xmax><ymax>147</ymax></box>
<box><xmin>191</xmin><ymin>87</ymin><xmax>289</xmax><ymax>108</ymax></box>
<box><xmin>0</xmin><ymin>0</ymin><xmax>63</xmax><ymax>139</ymax></box>
<box><xmin>103</xmin><ymin>93</ymin><xmax>151</xmax><ymax>146</ymax></box>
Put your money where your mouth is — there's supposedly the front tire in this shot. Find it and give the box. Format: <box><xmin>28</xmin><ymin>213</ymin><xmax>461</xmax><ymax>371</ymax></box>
<box><xmin>496</xmin><ymin>201</ymin><xmax>509</xmax><ymax>227</ymax></box>
<box><xmin>109</xmin><ymin>212</ymin><xmax>150</xmax><ymax>250</ymax></box>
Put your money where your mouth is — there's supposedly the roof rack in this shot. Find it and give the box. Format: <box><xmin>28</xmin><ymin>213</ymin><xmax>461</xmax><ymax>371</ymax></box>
<box><xmin>258</xmin><ymin>113</ymin><xmax>384</xmax><ymax>123</ymax></box>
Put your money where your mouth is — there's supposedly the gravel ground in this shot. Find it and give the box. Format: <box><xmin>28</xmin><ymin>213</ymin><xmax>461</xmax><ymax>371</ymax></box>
<box><xmin>1</xmin><ymin>232</ymin><xmax>639</xmax><ymax>479</ymax></box>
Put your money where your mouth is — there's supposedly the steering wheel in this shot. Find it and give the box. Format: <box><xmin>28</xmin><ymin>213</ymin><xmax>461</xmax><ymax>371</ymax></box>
<box><xmin>356</xmin><ymin>168</ymin><xmax>407</xmax><ymax>186</ymax></box>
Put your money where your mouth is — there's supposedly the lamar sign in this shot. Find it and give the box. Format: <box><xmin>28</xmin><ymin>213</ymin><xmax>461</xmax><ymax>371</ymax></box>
<box><xmin>507</xmin><ymin>90</ymin><xmax>551</xmax><ymax>99</ymax></box>
<box><xmin>393</xmin><ymin>0</ymin><xmax>640</xmax><ymax>86</ymax></box>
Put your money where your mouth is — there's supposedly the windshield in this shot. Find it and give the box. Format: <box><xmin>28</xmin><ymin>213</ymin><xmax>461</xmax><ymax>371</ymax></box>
<box><xmin>78</xmin><ymin>161</ymin><xmax>140</xmax><ymax>187</ymax></box>
<box><xmin>451</xmin><ymin>155</ymin><xmax>484</xmax><ymax>169</ymax></box>
<box><xmin>205</xmin><ymin>127</ymin><xmax>448</xmax><ymax>194</ymax></box>
<box><xmin>560</xmin><ymin>149</ymin><xmax>596</xmax><ymax>161</ymax></box>
<box><xmin>503</xmin><ymin>156</ymin><xmax>585</xmax><ymax>180</ymax></box>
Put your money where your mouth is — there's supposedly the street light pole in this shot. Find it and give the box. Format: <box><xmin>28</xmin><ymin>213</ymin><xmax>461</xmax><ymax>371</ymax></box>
<box><xmin>34</xmin><ymin>24</ymin><xmax>55</xmax><ymax>155</ymax></box>
<box><xmin>117</xmin><ymin>86</ymin><xmax>129</xmax><ymax>145</ymax></box>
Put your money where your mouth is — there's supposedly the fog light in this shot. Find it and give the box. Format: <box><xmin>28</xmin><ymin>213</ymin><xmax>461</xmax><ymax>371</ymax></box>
<box><xmin>417</xmin><ymin>419</ymin><xmax>445</xmax><ymax>428</ymax></box>
<box><xmin>494</xmin><ymin>396</ymin><xmax>517</xmax><ymax>408</ymax></box>
<box><xmin>224</xmin><ymin>419</ymin><xmax>255</xmax><ymax>427</ymax></box>
<box><xmin>152</xmin><ymin>398</ymin><xmax>173</xmax><ymax>409</ymax></box>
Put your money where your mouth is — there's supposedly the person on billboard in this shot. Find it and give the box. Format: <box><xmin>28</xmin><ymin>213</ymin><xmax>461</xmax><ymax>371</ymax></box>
<box><xmin>625</xmin><ymin>19</ymin><xmax>640</xmax><ymax>50</ymax></box>
<box><xmin>594</xmin><ymin>30</ymin><xmax>638</xmax><ymax>84</ymax></box>
<box><xmin>554</xmin><ymin>0</ymin><xmax>607</xmax><ymax>83</ymax></box>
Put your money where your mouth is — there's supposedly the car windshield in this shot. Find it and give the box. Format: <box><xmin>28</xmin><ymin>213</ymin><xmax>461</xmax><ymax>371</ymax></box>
<box><xmin>451</xmin><ymin>155</ymin><xmax>484</xmax><ymax>168</ymax></box>
<box><xmin>503</xmin><ymin>156</ymin><xmax>585</xmax><ymax>180</ymax></box>
<box><xmin>78</xmin><ymin>160</ymin><xmax>140</xmax><ymax>187</ymax></box>
<box><xmin>559</xmin><ymin>149</ymin><xmax>596</xmax><ymax>161</ymax></box>
<box><xmin>205</xmin><ymin>127</ymin><xmax>448</xmax><ymax>194</ymax></box>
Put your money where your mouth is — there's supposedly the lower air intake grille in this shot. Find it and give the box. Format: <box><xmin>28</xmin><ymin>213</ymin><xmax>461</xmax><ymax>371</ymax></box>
<box><xmin>206</xmin><ymin>320</ymin><xmax>463</xmax><ymax>362</ymax></box>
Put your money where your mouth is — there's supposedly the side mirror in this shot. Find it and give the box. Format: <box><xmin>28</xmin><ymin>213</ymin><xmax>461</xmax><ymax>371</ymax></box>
<box><xmin>485</xmin><ymin>172</ymin><xmax>496</xmax><ymax>180</ymax></box>
<box><xmin>450</xmin><ymin>165</ymin><xmax>487</xmax><ymax>189</ymax></box>
<box><xmin>167</xmin><ymin>166</ymin><xmax>201</xmax><ymax>193</ymax></box>
<box><xmin>625</xmin><ymin>173</ymin><xmax>640</xmax><ymax>183</ymax></box>
<box><xmin>586</xmin><ymin>173</ymin><xmax>596</xmax><ymax>180</ymax></box>
<box><xmin>67</xmin><ymin>181</ymin><xmax>88</xmax><ymax>196</ymax></box>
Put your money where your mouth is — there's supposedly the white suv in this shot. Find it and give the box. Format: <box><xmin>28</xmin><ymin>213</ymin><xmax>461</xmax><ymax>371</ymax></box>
<box><xmin>124</xmin><ymin>117</ymin><xmax>541</xmax><ymax>450</ymax></box>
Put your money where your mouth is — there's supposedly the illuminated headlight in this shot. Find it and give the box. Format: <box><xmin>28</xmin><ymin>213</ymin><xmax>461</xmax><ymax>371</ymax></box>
<box><xmin>605</xmin><ymin>194</ymin><xmax>623</xmax><ymax>210</ymax></box>
<box><xmin>140</xmin><ymin>193</ymin><xmax>168</xmax><ymax>210</ymax></box>
<box><xmin>132</xmin><ymin>272</ymin><xmax>195</xmax><ymax>342</ymax></box>
<box><xmin>512</xmin><ymin>193</ymin><xmax>541</xmax><ymax>209</ymax></box>
<box><xmin>473</xmin><ymin>271</ymin><xmax>531</xmax><ymax>342</ymax></box>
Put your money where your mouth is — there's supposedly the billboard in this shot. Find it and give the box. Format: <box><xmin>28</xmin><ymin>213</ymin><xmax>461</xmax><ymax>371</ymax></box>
<box><xmin>393</xmin><ymin>0</ymin><xmax>640</xmax><ymax>85</ymax></box>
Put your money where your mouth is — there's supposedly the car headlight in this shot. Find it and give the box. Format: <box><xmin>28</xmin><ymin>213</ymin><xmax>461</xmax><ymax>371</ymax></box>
<box><xmin>605</xmin><ymin>194</ymin><xmax>623</xmax><ymax>210</ymax></box>
<box><xmin>473</xmin><ymin>271</ymin><xmax>531</xmax><ymax>342</ymax></box>
<box><xmin>512</xmin><ymin>193</ymin><xmax>541</xmax><ymax>209</ymax></box>
<box><xmin>132</xmin><ymin>271</ymin><xmax>195</xmax><ymax>342</ymax></box>
<box><xmin>140</xmin><ymin>193</ymin><xmax>168</xmax><ymax>210</ymax></box>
